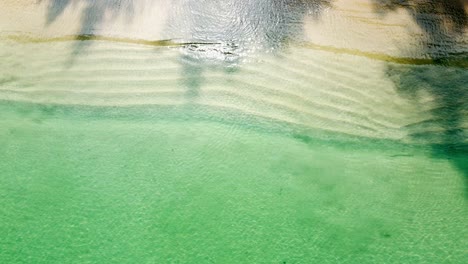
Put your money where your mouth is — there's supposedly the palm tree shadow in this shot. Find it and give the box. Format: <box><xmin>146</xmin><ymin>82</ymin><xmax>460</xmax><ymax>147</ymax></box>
<box><xmin>41</xmin><ymin>0</ymin><xmax>74</xmax><ymax>24</ymax></box>
<box><xmin>43</xmin><ymin>0</ymin><xmax>136</xmax><ymax>64</ymax></box>
<box><xmin>42</xmin><ymin>1</ymin><xmax>332</xmax><ymax>98</ymax></box>
<box><xmin>372</xmin><ymin>0</ymin><xmax>468</xmax><ymax>197</ymax></box>
<box><xmin>387</xmin><ymin>63</ymin><xmax>468</xmax><ymax>196</ymax></box>
<box><xmin>172</xmin><ymin>0</ymin><xmax>333</xmax><ymax>102</ymax></box>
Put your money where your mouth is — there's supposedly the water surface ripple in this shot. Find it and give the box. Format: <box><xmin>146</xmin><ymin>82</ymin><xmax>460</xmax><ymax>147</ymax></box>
<box><xmin>0</xmin><ymin>0</ymin><xmax>467</xmax><ymax>263</ymax></box>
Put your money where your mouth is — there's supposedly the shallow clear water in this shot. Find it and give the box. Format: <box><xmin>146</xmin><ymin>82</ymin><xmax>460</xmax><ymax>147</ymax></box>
<box><xmin>1</xmin><ymin>0</ymin><xmax>467</xmax><ymax>263</ymax></box>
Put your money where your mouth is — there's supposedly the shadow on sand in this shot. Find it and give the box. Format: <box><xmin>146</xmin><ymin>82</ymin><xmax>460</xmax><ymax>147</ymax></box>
<box><xmin>165</xmin><ymin>0</ymin><xmax>332</xmax><ymax>101</ymax></box>
<box><xmin>371</xmin><ymin>0</ymin><xmax>468</xmax><ymax>197</ymax></box>
<box><xmin>42</xmin><ymin>0</ymin><xmax>136</xmax><ymax>63</ymax></box>
<box><xmin>42</xmin><ymin>0</ymin><xmax>332</xmax><ymax>99</ymax></box>
<box><xmin>41</xmin><ymin>0</ymin><xmax>467</xmax><ymax>195</ymax></box>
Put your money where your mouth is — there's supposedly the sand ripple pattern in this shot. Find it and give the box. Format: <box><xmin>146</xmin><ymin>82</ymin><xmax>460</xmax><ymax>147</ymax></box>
<box><xmin>1</xmin><ymin>36</ymin><xmax>466</xmax><ymax>145</ymax></box>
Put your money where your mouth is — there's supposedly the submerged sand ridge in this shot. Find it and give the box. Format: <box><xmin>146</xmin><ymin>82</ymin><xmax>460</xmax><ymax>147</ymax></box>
<box><xmin>1</xmin><ymin>0</ymin><xmax>467</xmax><ymax>144</ymax></box>
<box><xmin>2</xmin><ymin>39</ymin><xmax>465</xmax><ymax>143</ymax></box>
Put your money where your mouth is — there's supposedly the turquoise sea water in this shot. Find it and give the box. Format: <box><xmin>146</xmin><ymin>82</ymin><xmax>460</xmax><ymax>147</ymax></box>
<box><xmin>1</xmin><ymin>100</ymin><xmax>466</xmax><ymax>263</ymax></box>
<box><xmin>1</xmin><ymin>0</ymin><xmax>467</xmax><ymax>263</ymax></box>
